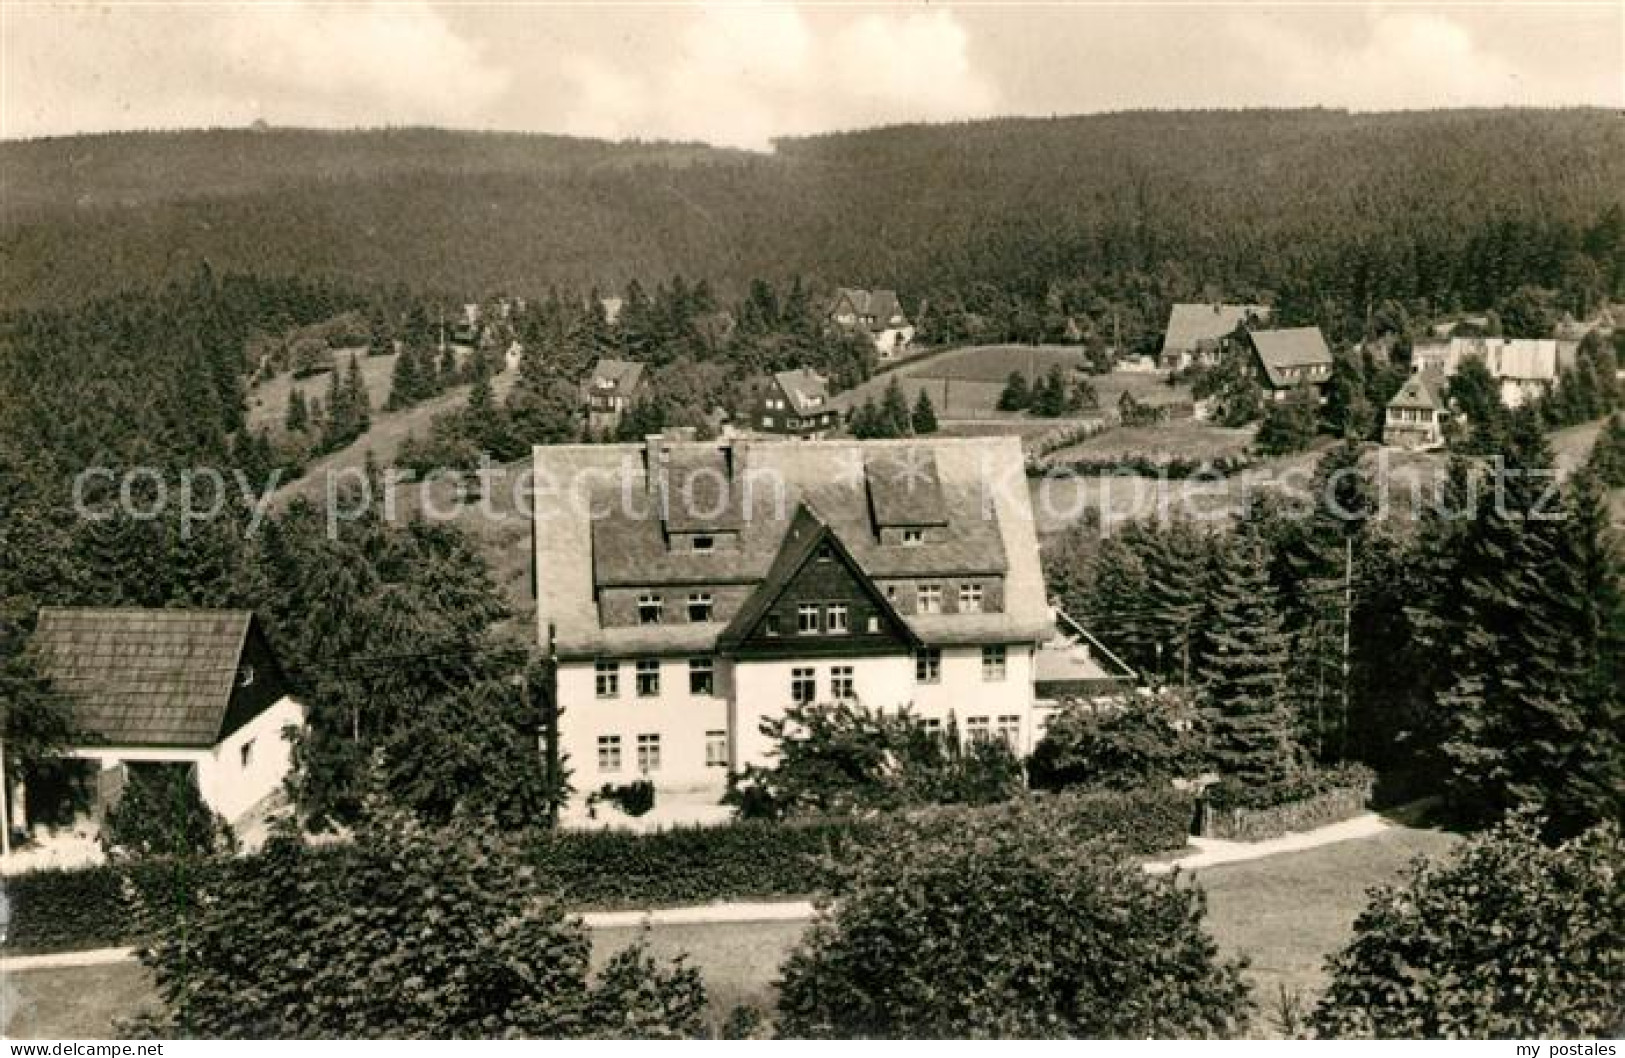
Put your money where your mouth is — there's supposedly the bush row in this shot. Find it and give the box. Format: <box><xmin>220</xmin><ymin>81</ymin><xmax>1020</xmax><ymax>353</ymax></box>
<box><xmin>1200</xmin><ymin>765</ymin><xmax>1375</xmax><ymax>842</ymax></box>
<box><xmin>2</xmin><ymin>786</ymin><xmax>1195</xmax><ymax>953</ymax></box>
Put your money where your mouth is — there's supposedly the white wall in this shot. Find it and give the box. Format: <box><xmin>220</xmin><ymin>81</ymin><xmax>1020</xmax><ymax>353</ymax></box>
<box><xmin>196</xmin><ymin>696</ymin><xmax>304</xmax><ymax>824</ymax></box>
<box><xmin>558</xmin><ymin>658</ymin><xmax>731</xmax><ymax>794</ymax></box>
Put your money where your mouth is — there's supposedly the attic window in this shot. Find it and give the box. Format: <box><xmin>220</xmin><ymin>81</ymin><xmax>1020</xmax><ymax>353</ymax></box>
<box><xmin>693</xmin><ymin>535</ymin><xmax>714</xmax><ymax>553</ymax></box>
<box><xmin>237</xmin><ymin>665</ymin><xmax>255</xmax><ymax>688</ymax></box>
<box><xmin>816</xmin><ymin>543</ymin><xmax>834</xmax><ymax>561</ymax></box>
<box><xmin>765</xmin><ymin>614</ymin><xmax>781</xmax><ymax>637</ymax></box>
<box><xmin>902</xmin><ymin>529</ymin><xmax>924</xmax><ymax>546</ymax></box>
<box><xmin>638</xmin><ymin>594</ymin><xmax>663</xmax><ymax>625</ymax></box>
<box><xmin>239</xmin><ymin>740</ymin><xmax>255</xmax><ymax>768</ymax></box>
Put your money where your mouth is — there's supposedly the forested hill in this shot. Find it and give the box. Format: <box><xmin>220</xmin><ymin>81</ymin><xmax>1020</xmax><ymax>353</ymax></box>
<box><xmin>3</xmin><ymin>109</ymin><xmax>1622</xmax><ymax>316</ymax></box>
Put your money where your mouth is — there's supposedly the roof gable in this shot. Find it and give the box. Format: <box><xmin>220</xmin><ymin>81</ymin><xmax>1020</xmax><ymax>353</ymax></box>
<box><xmin>772</xmin><ymin>369</ymin><xmax>830</xmax><ymax>415</ymax></box>
<box><xmin>717</xmin><ymin>503</ymin><xmax>920</xmax><ymax>655</ymax></box>
<box><xmin>1250</xmin><ymin>327</ymin><xmax>1333</xmax><ymax>386</ymax></box>
<box><xmin>29</xmin><ymin>608</ymin><xmax>283</xmax><ymax>748</ymax></box>
<box><xmin>589</xmin><ymin>358</ymin><xmax>644</xmax><ymax>390</ymax></box>
<box><xmin>1163</xmin><ymin>303</ymin><xmax>1270</xmax><ymax>352</ymax></box>
<box><xmin>1388</xmin><ymin>374</ymin><xmax>1442</xmax><ymax>410</ymax></box>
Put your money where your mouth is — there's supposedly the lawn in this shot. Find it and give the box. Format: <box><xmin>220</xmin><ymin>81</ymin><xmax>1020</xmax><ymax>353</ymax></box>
<box><xmin>1044</xmin><ymin>422</ymin><xmax>1255</xmax><ymax>465</ymax></box>
<box><xmin>3</xmin><ymin>824</ymin><xmax>1461</xmax><ymax>1039</ymax></box>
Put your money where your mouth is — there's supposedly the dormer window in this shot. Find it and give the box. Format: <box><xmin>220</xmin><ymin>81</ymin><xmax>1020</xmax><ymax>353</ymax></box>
<box><xmin>688</xmin><ymin>592</ymin><xmax>714</xmax><ymax>622</ymax></box>
<box><xmin>902</xmin><ymin>529</ymin><xmax>924</xmax><ymax>546</ymax></box>
<box><xmin>693</xmin><ymin>535</ymin><xmax>714</xmax><ymax>553</ymax></box>
<box><xmin>816</xmin><ymin>543</ymin><xmax>834</xmax><ymax>561</ymax></box>
<box><xmin>766</xmin><ymin>614</ymin><xmax>781</xmax><ymax>637</ymax></box>
<box><xmin>637</xmin><ymin>593</ymin><xmax>663</xmax><ymax>625</ymax></box>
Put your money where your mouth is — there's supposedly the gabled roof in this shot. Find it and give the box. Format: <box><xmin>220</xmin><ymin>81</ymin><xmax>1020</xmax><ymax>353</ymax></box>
<box><xmin>1162</xmin><ymin>303</ymin><xmax>1270</xmax><ymax>353</ymax></box>
<box><xmin>29</xmin><ymin>608</ymin><xmax>277</xmax><ymax>748</ymax></box>
<box><xmin>539</xmin><ymin>437</ymin><xmax>1047</xmax><ymax>657</ymax></box>
<box><xmin>831</xmin><ymin>288</ymin><xmax>907</xmax><ymax>329</ymax></box>
<box><xmin>588</xmin><ymin>358</ymin><xmax>644</xmax><ymax>390</ymax></box>
<box><xmin>772</xmin><ymin>369</ymin><xmax>830</xmax><ymax>416</ymax></box>
<box><xmin>717</xmin><ymin>503</ymin><xmax>921</xmax><ymax>652</ymax></box>
<box><xmin>1035</xmin><ymin>610</ymin><xmax>1138</xmax><ymax>688</ymax></box>
<box><xmin>1250</xmin><ymin>327</ymin><xmax>1333</xmax><ymax>386</ymax></box>
<box><xmin>1388</xmin><ymin>374</ymin><xmax>1443</xmax><ymax>411</ymax></box>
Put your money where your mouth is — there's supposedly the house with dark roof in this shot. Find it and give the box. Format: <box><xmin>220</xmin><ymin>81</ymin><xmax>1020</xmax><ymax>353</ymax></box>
<box><xmin>1243</xmin><ymin>326</ymin><xmax>1335</xmax><ymax>402</ymax></box>
<box><xmin>748</xmin><ymin>369</ymin><xmax>837</xmax><ymax>438</ymax></box>
<box><xmin>1160</xmin><ymin>303</ymin><xmax>1271</xmax><ymax>371</ymax></box>
<box><xmin>534</xmin><ymin>435</ymin><xmax>1055</xmax><ymax>807</ymax></box>
<box><xmin>829</xmin><ymin>287</ymin><xmax>915</xmax><ymax>359</ymax></box>
<box><xmin>583</xmin><ymin>358</ymin><xmax>645</xmax><ymax>432</ymax></box>
<box><xmin>1383</xmin><ymin>374</ymin><xmax>1448</xmax><ymax>450</ymax></box>
<box><xmin>23</xmin><ymin>608</ymin><xmax>304</xmax><ymax>832</ymax></box>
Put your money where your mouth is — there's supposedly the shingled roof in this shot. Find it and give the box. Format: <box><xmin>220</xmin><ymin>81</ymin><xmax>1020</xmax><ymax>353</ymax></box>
<box><xmin>588</xmin><ymin>358</ymin><xmax>644</xmax><ymax>391</ymax></box>
<box><xmin>1250</xmin><ymin>327</ymin><xmax>1333</xmax><ymax>387</ymax></box>
<box><xmin>1388</xmin><ymin>374</ymin><xmax>1443</xmax><ymax>411</ymax></box>
<box><xmin>1162</xmin><ymin>303</ymin><xmax>1270</xmax><ymax>353</ymax></box>
<box><xmin>772</xmin><ymin>369</ymin><xmax>831</xmax><ymax>416</ymax></box>
<box><xmin>29</xmin><ymin>608</ymin><xmax>283</xmax><ymax>748</ymax></box>
<box><xmin>539</xmin><ymin>436</ymin><xmax>1048</xmax><ymax>658</ymax></box>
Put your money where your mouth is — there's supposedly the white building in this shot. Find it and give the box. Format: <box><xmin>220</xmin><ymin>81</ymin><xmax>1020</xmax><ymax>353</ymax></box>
<box><xmin>829</xmin><ymin>288</ymin><xmax>915</xmax><ymax>359</ymax></box>
<box><xmin>534</xmin><ymin>435</ymin><xmax>1054</xmax><ymax>806</ymax></box>
<box><xmin>20</xmin><ymin>608</ymin><xmax>304</xmax><ymax>834</ymax></box>
<box><xmin>1409</xmin><ymin>337</ymin><xmax>1578</xmax><ymax>409</ymax></box>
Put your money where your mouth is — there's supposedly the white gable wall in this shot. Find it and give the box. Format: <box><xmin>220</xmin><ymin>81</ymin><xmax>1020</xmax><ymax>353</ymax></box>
<box><xmin>196</xmin><ymin>695</ymin><xmax>304</xmax><ymax>824</ymax></box>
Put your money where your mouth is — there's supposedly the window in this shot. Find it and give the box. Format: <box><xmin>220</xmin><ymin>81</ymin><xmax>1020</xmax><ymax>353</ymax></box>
<box><xmin>816</xmin><ymin>543</ymin><xmax>834</xmax><ymax>561</ymax></box>
<box><xmin>959</xmin><ymin>583</ymin><xmax>984</xmax><ymax>614</ymax></box>
<box><xmin>637</xmin><ymin>593</ymin><xmax>663</xmax><ymax>625</ymax></box>
<box><xmin>920</xmin><ymin>717</ymin><xmax>943</xmax><ymax>734</ymax></box>
<box><xmin>915</xmin><ymin>648</ymin><xmax>942</xmax><ymax>684</ymax></box>
<box><xmin>636</xmin><ymin>733</ymin><xmax>661</xmax><ymax>773</ymax></box>
<box><xmin>966</xmin><ymin>716</ymin><xmax>991</xmax><ymax>742</ymax></box>
<box><xmin>595</xmin><ymin>660</ymin><xmax>620</xmax><ymax>698</ymax></box>
<box><xmin>788</xmin><ymin>418</ymin><xmax>802</xmax><ymax>429</ymax></box>
<box><xmin>693</xmin><ymin>535</ymin><xmax>714</xmax><ymax>553</ymax></box>
<box><xmin>689</xmin><ymin>657</ymin><xmax>714</xmax><ymax>696</ymax></box>
<box><xmin>765</xmin><ymin>614</ymin><xmax>781</xmax><ymax>637</ymax></box>
<box><xmin>706</xmin><ymin>730</ymin><xmax>728</xmax><ymax>768</ymax></box>
<box><xmin>597</xmin><ymin>735</ymin><xmax>622</xmax><ymax>773</ymax></box>
<box><xmin>826</xmin><ymin>604</ymin><xmax>849</xmax><ymax>634</ymax></box>
<box><xmin>830</xmin><ymin>665</ymin><xmax>855</xmax><ymax>700</ymax></box>
<box><xmin>996</xmin><ymin>714</ymin><xmax>1021</xmax><ymax>748</ymax></box>
<box><xmin>902</xmin><ymin>528</ymin><xmax>924</xmax><ymax>546</ymax></box>
<box><xmin>791</xmin><ymin>667</ymin><xmax>817</xmax><ymax>703</ymax></box>
<box><xmin>982</xmin><ymin>645</ymin><xmax>1007</xmax><ymax>681</ymax></box>
<box><xmin>917</xmin><ymin>584</ymin><xmax>943</xmax><ymax>614</ymax></box>
<box><xmin>761</xmin><ymin>416</ymin><xmax>772</xmax><ymax>427</ymax></box>
<box><xmin>866</xmin><ymin>615</ymin><xmax>881</xmax><ymax>633</ymax></box>
<box><xmin>688</xmin><ymin>592</ymin><xmax>714</xmax><ymax>622</ymax></box>
<box><xmin>636</xmin><ymin>659</ymin><xmax>661</xmax><ymax>697</ymax></box>
<box><xmin>239</xmin><ymin>740</ymin><xmax>255</xmax><ymax>768</ymax></box>
<box><xmin>798</xmin><ymin>604</ymin><xmax>821</xmax><ymax>634</ymax></box>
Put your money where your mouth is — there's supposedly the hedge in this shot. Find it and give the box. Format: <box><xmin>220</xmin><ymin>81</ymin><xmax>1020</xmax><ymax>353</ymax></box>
<box><xmin>1199</xmin><ymin>765</ymin><xmax>1374</xmax><ymax>842</ymax></box>
<box><xmin>2</xmin><ymin>786</ymin><xmax>1195</xmax><ymax>954</ymax></box>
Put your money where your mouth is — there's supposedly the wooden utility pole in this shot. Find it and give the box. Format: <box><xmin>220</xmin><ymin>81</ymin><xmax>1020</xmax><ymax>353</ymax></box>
<box><xmin>0</xmin><ymin>737</ymin><xmax>10</xmax><ymax>863</ymax></box>
<box><xmin>1341</xmin><ymin>535</ymin><xmax>1354</xmax><ymax>759</ymax></box>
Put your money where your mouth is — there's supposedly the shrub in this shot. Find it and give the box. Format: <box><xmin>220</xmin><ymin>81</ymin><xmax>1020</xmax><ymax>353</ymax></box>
<box><xmin>126</xmin><ymin>795</ymin><xmax>707</xmax><ymax>1038</ymax></box>
<box><xmin>1028</xmin><ymin>694</ymin><xmax>1199</xmax><ymax>792</ymax></box>
<box><xmin>596</xmin><ymin>780</ymin><xmax>656</xmax><ymax>818</ymax></box>
<box><xmin>1312</xmin><ymin>815</ymin><xmax>1625</xmax><ymax>1039</ymax></box>
<box><xmin>99</xmin><ymin>762</ymin><xmax>236</xmax><ymax>862</ymax></box>
<box><xmin>1200</xmin><ymin>763</ymin><xmax>1373</xmax><ymax>841</ymax></box>
<box><xmin>727</xmin><ymin>700</ymin><xmax>1024</xmax><ymax>820</ymax></box>
<box><xmin>774</xmin><ymin>795</ymin><xmax>1249</xmax><ymax>1038</ymax></box>
<box><xmin>1205</xmin><ymin>762</ymin><xmax>1374</xmax><ymax>812</ymax></box>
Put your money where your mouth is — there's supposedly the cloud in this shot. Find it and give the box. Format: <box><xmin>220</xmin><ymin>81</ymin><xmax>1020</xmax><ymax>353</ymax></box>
<box><xmin>557</xmin><ymin>5</ymin><xmax>999</xmax><ymax>148</ymax></box>
<box><xmin>2</xmin><ymin>2</ymin><xmax>507</xmax><ymax>139</ymax></box>
<box><xmin>1219</xmin><ymin>7</ymin><xmax>1618</xmax><ymax>110</ymax></box>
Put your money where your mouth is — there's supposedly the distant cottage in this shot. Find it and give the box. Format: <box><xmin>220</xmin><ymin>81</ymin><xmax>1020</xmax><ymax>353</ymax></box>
<box><xmin>829</xmin><ymin>288</ymin><xmax>915</xmax><ymax>359</ymax></box>
<box><xmin>18</xmin><ymin>608</ymin><xmax>305</xmax><ymax>838</ymax></box>
<box><xmin>1409</xmin><ymin>337</ymin><xmax>1577</xmax><ymax>409</ymax></box>
<box><xmin>1242</xmin><ymin>326</ymin><xmax>1335</xmax><ymax>402</ymax></box>
<box><xmin>751</xmin><ymin>369</ymin><xmax>837</xmax><ymax>438</ymax></box>
<box><xmin>1383</xmin><ymin>374</ymin><xmax>1448</xmax><ymax>450</ymax></box>
<box><xmin>1159</xmin><ymin>303</ymin><xmax>1271</xmax><ymax>371</ymax></box>
<box><xmin>583</xmin><ymin>357</ymin><xmax>645</xmax><ymax>432</ymax></box>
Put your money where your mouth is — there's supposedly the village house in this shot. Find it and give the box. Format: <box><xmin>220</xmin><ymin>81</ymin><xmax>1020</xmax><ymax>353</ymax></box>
<box><xmin>1383</xmin><ymin>373</ymin><xmax>1448</xmax><ymax>450</ymax></box>
<box><xmin>1409</xmin><ymin>336</ymin><xmax>1577</xmax><ymax>409</ymax></box>
<box><xmin>829</xmin><ymin>287</ymin><xmax>915</xmax><ymax>359</ymax></box>
<box><xmin>750</xmin><ymin>368</ymin><xmax>837</xmax><ymax>439</ymax></box>
<box><xmin>15</xmin><ymin>609</ymin><xmax>304</xmax><ymax>840</ymax></box>
<box><xmin>533</xmin><ymin>435</ymin><xmax>1061</xmax><ymax>810</ymax></box>
<box><xmin>583</xmin><ymin>357</ymin><xmax>645</xmax><ymax>433</ymax></box>
<box><xmin>1159</xmin><ymin>302</ymin><xmax>1271</xmax><ymax>371</ymax></box>
<box><xmin>1243</xmin><ymin>326</ymin><xmax>1335</xmax><ymax>402</ymax></box>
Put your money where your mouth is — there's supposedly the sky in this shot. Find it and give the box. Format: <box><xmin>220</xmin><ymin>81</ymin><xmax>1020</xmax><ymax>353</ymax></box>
<box><xmin>3</xmin><ymin>1</ymin><xmax>1621</xmax><ymax>147</ymax></box>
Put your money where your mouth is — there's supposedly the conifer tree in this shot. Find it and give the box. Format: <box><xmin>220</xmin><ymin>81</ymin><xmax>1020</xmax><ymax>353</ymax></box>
<box><xmin>386</xmin><ymin>345</ymin><xmax>421</xmax><ymax>411</ymax></box>
<box><xmin>1440</xmin><ymin>414</ymin><xmax>1624</xmax><ymax>834</ymax></box>
<box><xmin>346</xmin><ymin>354</ymin><xmax>370</xmax><ymax>434</ymax></box>
<box><xmin>911</xmin><ymin>387</ymin><xmax>939</xmax><ymax>434</ymax></box>
<box><xmin>880</xmin><ymin>378</ymin><xmax>912</xmax><ymax>437</ymax></box>
<box><xmin>1196</xmin><ymin>523</ymin><xmax>1299</xmax><ymax>785</ymax></box>
<box><xmin>997</xmin><ymin>370</ymin><xmax>1031</xmax><ymax>411</ymax></box>
<box><xmin>1585</xmin><ymin>414</ymin><xmax>1625</xmax><ymax>487</ymax></box>
<box><xmin>285</xmin><ymin>387</ymin><xmax>309</xmax><ymax>433</ymax></box>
